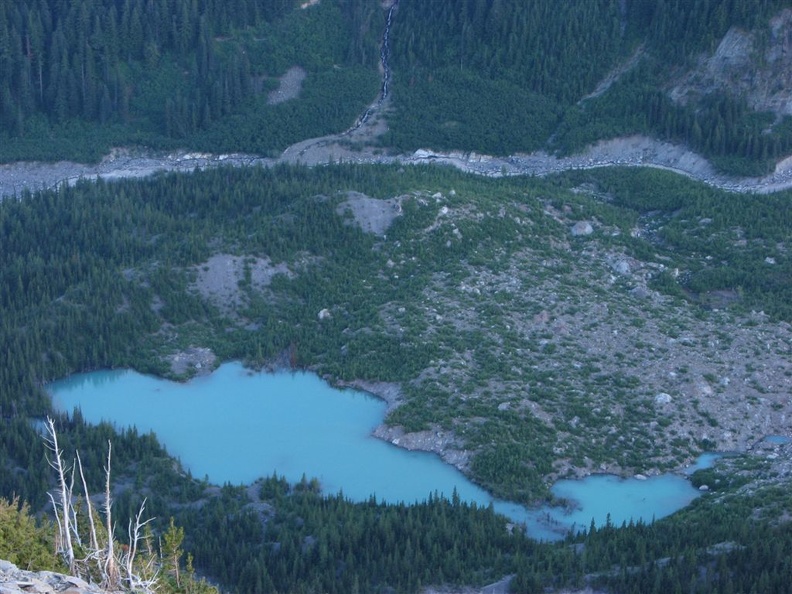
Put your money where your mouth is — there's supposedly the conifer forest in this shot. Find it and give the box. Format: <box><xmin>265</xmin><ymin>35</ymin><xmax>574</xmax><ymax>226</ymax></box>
<box><xmin>2</xmin><ymin>1</ymin><xmax>792</xmax><ymax>593</ymax></box>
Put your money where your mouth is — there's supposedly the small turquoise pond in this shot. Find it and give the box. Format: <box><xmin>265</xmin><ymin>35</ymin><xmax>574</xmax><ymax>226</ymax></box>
<box><xmin>764</xmin><ymin>435</ymin><xmax>791</xmax><ymax>445</ymax></box>
<box><xmin>49</xmin><ymin>362</ymin><xmax>704</xmax><ymax>541</ymax></box>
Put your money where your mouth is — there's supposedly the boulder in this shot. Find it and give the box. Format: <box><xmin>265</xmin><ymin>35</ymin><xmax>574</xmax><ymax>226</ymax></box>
<box><xmin>571</xmin><ymin>221</ymin><xmax>594</xmax><ymax>236</ymax></box>
<box><xmin>655</xmin><ymin>392</ymin><xmax>673</xmax><ymax>405</ymax></box>
<box><xmin>611</xmin><ymin>259</ymin><xmax>631</xmax><ymax>275</ymax></box>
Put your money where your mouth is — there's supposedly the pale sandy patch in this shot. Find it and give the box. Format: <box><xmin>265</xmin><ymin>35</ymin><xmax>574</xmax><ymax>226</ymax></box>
<box><xmin>268</xmin><ymin>67</ymin><xmax>306</xmax><ymax>105</ymax></box>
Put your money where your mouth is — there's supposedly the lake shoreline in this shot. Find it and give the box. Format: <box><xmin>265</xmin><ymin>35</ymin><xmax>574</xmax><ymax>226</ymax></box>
<box><xmin>48</xmin><ymin>361</ymin><xmax>712</xmax><ymax>539</ymax></box>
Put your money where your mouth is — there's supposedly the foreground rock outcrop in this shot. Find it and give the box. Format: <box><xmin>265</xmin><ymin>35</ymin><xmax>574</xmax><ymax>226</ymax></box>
<box><xmin>0</xmin><ymin>560</ymin><xmax>123</xmax><ymax>594</ymax></box>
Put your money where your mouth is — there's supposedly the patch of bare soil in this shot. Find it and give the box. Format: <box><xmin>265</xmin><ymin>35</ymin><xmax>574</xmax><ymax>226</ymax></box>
<box><xmin>581</xmin><ymin>44</ymin><xmax>645</xmax><ymax>102</ymax></box>
<box><xmin>267</xmin><ymin>66</ymin><xmax>307</xmax><ymax>105</ymax></box>
<box><xmin>336</xmin><ymin>190</ymin><xmax>405</xmax><ymax>236</ymax></box>
<box><xmin>191</xmin><ymin>254</ymin><xmax>291</xmax><ymax>315</ymax></box>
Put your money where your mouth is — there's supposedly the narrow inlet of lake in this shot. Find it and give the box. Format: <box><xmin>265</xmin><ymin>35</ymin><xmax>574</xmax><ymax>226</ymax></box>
<box><xmin>48</xmin><ymin>362</ymin><xmax>704</xmax><ymax>541</ymax></box>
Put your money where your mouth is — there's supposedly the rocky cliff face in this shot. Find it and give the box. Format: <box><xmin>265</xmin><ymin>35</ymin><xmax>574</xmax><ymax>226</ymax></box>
<box><xmin>669</xmin><ymin>9</ymin><xmax>792</xmax><ymax>117</ymax></box>
<box><xmin>0</xmin><ymin>559</ymin><xmax>123</xmax><ymax>594</ymax></box>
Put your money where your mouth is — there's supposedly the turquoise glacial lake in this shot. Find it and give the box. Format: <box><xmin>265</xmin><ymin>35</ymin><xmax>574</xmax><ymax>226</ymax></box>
<box><xmin>49</xmin><ymin>362</ymin><xmax>702</xmax><ymax>541</ymax></box>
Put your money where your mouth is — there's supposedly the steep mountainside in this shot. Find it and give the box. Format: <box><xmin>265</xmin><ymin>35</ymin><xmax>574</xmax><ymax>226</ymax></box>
<box><xmin>385</xmin><ymin>0</ymin><xmax>792</xmax><ymax>175</ymax></box>
<box><xmin>3</xmin><ymin>0</ymin><xmax>792</xmax><ymax>175</ymax></box>
<box><xmin>669</xmin><ymin>8</ymin><xmax>792</xmax><ymax>116</ymax></box>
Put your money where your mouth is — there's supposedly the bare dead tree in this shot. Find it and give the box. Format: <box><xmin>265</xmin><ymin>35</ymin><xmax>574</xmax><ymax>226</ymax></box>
<box><xmin>44</xmin><ymin>417</ymin><xmax>157</xmax><ymax>593</ymax></box>
<box><xmin>123</xmin><ymin>499</ymin><xmax>158</xmax><ymax>592</ymax></box>
<box><xmin>102</xmin><ymin>441</ymin><xmax>121</xmax><ymax>590</ymax></box>
<box><xmin>76</xmin><ymin>451</ymin><xmax>99</xmax><ymax>552</ymax></box>
<box><xmin>44</xmin><ymin>416</ymin><xmax>76</xmax><ymax>575</ymax></box>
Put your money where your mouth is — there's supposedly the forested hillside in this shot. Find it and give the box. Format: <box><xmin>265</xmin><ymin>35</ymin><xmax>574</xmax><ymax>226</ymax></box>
<box><xmin>385</xmin><ymin>0</ymin><xmax>792</xmax><ymax>174</ymax></box>
<box><xmin>2</xmin><ymin>2</ymin><xmax>792</xmax><ymax>594</ymax></box>
<box><xmin>1</xmin><ymin>162</ymin><xmax>791</xmax><ymax>591</ymax></box>
<box><xmin>4</xmin><ymin>0</ymin><xmax>792</xmax><ymax>172</ymax></box>
<box><xmin>0</xmin><ymin>0</ymin><xmax>381</xmax><ymax>161</ymax></box>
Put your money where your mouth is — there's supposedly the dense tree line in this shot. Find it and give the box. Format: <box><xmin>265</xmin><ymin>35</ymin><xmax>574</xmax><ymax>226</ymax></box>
<box><xmin>391</xmin><ymin>0</ymin><xmax>626</xmax><ymax>103</ymax></box>
<box><xmin>182</xmin><ymin>482</ymin><xmax>524</xmax><ymax>593</ymax></box>
<box><xmin>172</xmin><ymin>468</ymin><xmax>792</xmax><ymax>593</ymax></box>
<box><xmin>385</xmin><ymin>0</ymin><xmax>626</xmax><ymax>154</ymax></box>
<box><xmin>1</xmin><ymin>0</ymin><xmax>271</xmax><ymax>131</ymax></box>
<box><xmin>0</xmin><ymin>0</ymin><xmax>381</xmax><ymax>161</ymax></box>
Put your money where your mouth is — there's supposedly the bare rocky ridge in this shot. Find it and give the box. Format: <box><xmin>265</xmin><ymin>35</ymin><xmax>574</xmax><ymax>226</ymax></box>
<box><xmin>670</xmin><ymin>9</ymin><xmax>792</xmax><ymax>117</ymax></box>
<box><xmin>0</xmin><ymin>558</ymin><xmax>520</xmax><ymax>594</ymax></box>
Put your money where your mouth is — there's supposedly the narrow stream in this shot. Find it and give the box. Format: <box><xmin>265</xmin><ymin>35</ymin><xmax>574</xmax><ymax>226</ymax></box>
<box><xmin>349</xmin><ymin>0</ymin><xmax>398</xmax><ymax>131</ymax></box>
<box><xmin>380</xmin><ymin>0</ymin><xmax>398</xmax><ymax>103</ymax></box>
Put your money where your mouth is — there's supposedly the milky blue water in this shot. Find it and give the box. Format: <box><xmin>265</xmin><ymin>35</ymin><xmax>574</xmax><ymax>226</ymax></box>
<box><xmin>764</xmin><ymin>435</ymin><xmax>791</xmax><ymax>445</ymax></box>
<box><xmin>683</xmin><ymin>452</ymin><xmax>723</xmax><ymax>474</ymax></box>
<box><xmin>547</xmin><ymin>474</ymin><xmax>701</xmax><ymax>533</ymax></box>
<box><xmin>48</xmin><ymin>362</ymin><xmax>704</xmax><ymax>540</ymax></box>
